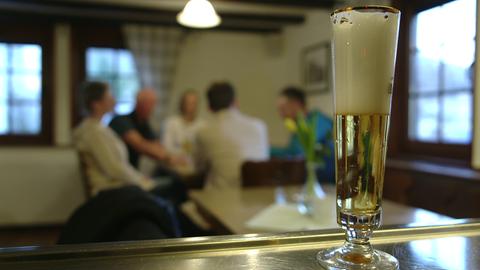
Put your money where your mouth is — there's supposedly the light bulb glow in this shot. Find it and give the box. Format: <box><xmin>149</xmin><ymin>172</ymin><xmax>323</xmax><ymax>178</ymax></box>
<box><xmin>177</xmin><ymin>0</ymin><xmax>221</xmax><ymax>28</ymax></box>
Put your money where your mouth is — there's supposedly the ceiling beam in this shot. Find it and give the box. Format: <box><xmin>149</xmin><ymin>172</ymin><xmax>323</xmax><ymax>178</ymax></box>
<box><xmin>0</xmin><ymin>0</ymin><xmax>305</xmax><ymax>33</ymax></box>
<box><xmin>56</xmin><ymin>0</ymin><xmax>317</xmax><ymax>16</ymax></box>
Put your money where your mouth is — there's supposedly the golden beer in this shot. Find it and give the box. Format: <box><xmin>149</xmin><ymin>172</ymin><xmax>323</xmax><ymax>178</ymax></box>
<box><xmin>335</xmin><ymin>114</ymin><xmax>390</xmax><ymax>230</ymax></box>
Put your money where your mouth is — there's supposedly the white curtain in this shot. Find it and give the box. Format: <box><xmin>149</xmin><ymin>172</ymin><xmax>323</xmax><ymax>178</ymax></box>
<box><xmin>123</xmin><ymin>24</ymin><xmax>184</xmax><ymax>133</ymax></box>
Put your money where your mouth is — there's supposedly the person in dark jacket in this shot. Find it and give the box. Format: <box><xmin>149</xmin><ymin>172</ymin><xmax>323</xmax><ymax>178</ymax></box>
<box><xmin>58</xmin><ymin>186</ymin><xmax>181</xmax><ymax>244</ymax></box>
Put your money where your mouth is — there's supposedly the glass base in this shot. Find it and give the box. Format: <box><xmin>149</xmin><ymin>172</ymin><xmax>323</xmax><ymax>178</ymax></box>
<box><xmin>317</xmin><ymin>246</ymin><xmax>399</xmax><ymax>270</ymax></box>
<box><xmin>297</xmin><ymin>181</ymin><xmax>326</xmax><ymax>216</ymax></box>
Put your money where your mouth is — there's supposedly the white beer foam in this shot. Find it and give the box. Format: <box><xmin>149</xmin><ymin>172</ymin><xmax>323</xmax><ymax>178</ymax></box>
<box><xmin>332</xmin><ymin>8</ymin><xmax>400</xmax><ymax>114</ymax></box>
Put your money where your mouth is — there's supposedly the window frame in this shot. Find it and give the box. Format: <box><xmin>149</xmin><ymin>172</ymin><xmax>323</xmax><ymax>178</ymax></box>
<box><xmin>389</xmin><ymin>0</ymin><xmax>473</xmax><ymax>162</ymax></box>
<box><xmin>0</xmin><ymin>21</ymin><xmax>54</xmax><ymax>145</ymax></box>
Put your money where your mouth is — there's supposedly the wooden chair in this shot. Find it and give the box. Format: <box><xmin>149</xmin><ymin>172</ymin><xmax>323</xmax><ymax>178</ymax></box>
<box><xmin>77</xmin><ymin>152</ymin><xmax>93</xmax><ymax>200</ymax></box>
<box><xmin>181</xmin><ymin>172</ymin><xmax>206</xmax><ymax>190</ymax></box>
<box><xmin>241</xmin><ymin>159</ymin><xmax>306</xmax><ymax>187</ymax></box>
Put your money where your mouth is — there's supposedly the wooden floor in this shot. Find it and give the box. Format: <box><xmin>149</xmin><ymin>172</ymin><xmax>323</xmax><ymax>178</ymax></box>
<box><xmin>0</xmin><ymin>226</ymin><xmax>62</xmax><ymax>248</ymax></box>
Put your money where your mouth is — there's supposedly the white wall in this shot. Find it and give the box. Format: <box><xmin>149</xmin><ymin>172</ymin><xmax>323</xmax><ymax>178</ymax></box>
<box><xmin>281</xmin><ymin>10</ymin><xmax>334</xmax><ymax>117</ymax></box>
<box><xmin>0</xmin><ymin>148</ymin><xmax>84</xmax><ymax>226</ymax></box>
<box><xmin>54</xmin><ymin>23</ymin><xmax>72</xmax><ymax>146</ymax></box>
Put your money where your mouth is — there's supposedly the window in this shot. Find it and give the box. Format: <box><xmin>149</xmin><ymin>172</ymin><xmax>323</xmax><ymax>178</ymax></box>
<box><xmin>0</xmin><ymin>43</ymin><xmax>43</xmax><ymax>135</ymax></box>
<box><xmin>408</xmin><ymin>0</ymin><xmax>475</xmax><ymax>144</ymax></box>
<box><xmin>85</xmin><ymin>47</ymin><xmax>140</xmax><ymax>115</ymax></box>
<box><xmin>0</xmin><ymin>23</ymin><xmax>52</xmax><ymax>145</ymax></box>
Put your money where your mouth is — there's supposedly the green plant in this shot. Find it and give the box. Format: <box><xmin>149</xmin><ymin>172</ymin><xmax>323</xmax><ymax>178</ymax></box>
<box><xmin>284</xmin><ymin>113</ymin><xmax>331</xmax><ymax>167</ymax></box>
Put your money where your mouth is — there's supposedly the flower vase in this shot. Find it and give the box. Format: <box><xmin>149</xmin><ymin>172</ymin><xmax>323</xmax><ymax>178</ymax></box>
<box><xmin>297</xmin><ymin>161</ymin><xmax>326</xmax><ymax>216</ymax></box>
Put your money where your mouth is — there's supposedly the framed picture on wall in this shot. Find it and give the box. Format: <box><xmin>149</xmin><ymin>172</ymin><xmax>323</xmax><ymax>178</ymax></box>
<box><xmin>301</xmin><ymin>42</ymin><xmax>331</xmax><ymax>94</ymax></box>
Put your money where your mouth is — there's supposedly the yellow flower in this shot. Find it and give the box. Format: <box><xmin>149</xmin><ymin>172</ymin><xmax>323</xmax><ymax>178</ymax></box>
<box><xmin>284</xmin><ymin>118</ymin><xmax>297</xmax><ymax>133</ymax></box>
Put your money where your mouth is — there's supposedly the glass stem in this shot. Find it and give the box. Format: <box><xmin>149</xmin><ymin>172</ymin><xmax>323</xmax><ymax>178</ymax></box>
<box><xmin>346</xmin><ymin>227</ymin><xmax>372</xmax><ymax>245</ymax></box>
<box><xmin>341</xmin><ymin>227</ymin><xmax>375</xmax><ymax>263</ymax></box>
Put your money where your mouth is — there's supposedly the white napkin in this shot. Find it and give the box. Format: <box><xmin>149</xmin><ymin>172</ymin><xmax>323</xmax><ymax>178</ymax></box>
<box><xmin>245</xmin><ymin>199</ymin><xmax>338</xmax><ymax>232</ymax></box>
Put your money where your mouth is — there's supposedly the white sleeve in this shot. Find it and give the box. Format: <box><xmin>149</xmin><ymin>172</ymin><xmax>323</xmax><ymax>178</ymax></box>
<box><xmin>258</xmin><ymin>121</ymin><xmax>270</xmax><ymax>160</ymax></box>
<box><xmin>86</xmin><ymin>128</ymin><xmax>147</xmax><ymax>186</ymax></box>
<box><xmin>162</xmin><ymin>117</ymin><xmax>177</xmax><ymax>153</ymax></box>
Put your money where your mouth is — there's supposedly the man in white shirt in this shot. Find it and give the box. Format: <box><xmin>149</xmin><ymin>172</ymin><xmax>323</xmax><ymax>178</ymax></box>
<box><xmin>196</xmin><ymin>82</ymin><xmax>269</xmax><ymax>189</ymax></box>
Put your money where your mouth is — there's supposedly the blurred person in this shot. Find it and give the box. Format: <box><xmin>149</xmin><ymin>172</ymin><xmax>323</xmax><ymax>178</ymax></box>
<box><xmin>195</xmin><ymin>82</ymin><xmax>269</xmax><ymax>189</ymax></box>
<box><xmin>73</xmin><ymin>81</ymin><xmax>157</xmax><ymax>195</ymax></box>
<box><xmin>109</xmin><ymin>87</ymin><xmax>189</xmax><ymax>202</ymax></box>
<box><xmin>271</xmin><ymin>86</ymin><xmax>335</xmax><ymax>183</ymax></box>
<box><xmin>109</xmin><ymin>88</ymin><xmax>169</xmax><ymax>168</ymax></box>
<box><xmin>163</xmin><ymin>90</ymin><xmax>204</xmax><ymax>175</ymax></box>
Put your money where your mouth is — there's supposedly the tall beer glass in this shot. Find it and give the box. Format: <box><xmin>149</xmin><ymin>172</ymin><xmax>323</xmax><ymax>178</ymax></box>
<box><xmin>317</xmin><ymin>6</ymin><xmax>400</xmax><ymax>269</ymax></box>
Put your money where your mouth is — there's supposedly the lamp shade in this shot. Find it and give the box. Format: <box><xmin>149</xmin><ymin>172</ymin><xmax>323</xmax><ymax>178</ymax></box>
<box><xmin>177</xmin><ymin>0</ymin><xmax>221</xmax><ymax>29</ymax></box>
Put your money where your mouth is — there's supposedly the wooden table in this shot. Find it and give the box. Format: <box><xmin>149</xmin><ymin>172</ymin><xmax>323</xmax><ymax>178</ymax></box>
<box><xmin>189</xmin><ymin>185</ymin><xmax>453</xmax><ymax>234</ymax></box>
